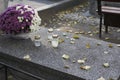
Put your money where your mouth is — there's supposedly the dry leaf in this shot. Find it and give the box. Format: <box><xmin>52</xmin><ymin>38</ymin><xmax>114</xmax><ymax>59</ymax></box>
<box><xmin>83</xmin><ymin>57</ymin><xmax>87</xmax><ymax>61</ymax></box>
<box><xmin>74</xmin><ymin>21</ymin><xmax>77</xmax><ymax>24</ymax></box>
<box><xmin>80</xmin><ymin>66</ymin><xmax>91</xmax><ymax>70</ymax></box>
<box><xmin>79</xmin><ymin>31</ymin><xmax>85</xmax><ymax>34</ymax></box>
<box><xmin>73</xmin><ymin>34</ymin><xmax>79</xmax><ymax>39</ymax></box>
<box><xmin>23</xmin><ymin>55</ymin><xmax>31</xmax><ymax>61</ymax></box>
<box><xmin>104</xmin><ymin>51</ymin><xmax>109</xmax><ymax>54</ymax></box>
<box><xmin>64</xmin><ymin>65</ymin><xmax>70</xmax><ymax>69</ymax></box>
<box><xmin>105</xmin><ymin>37</ymin><xmax>110</xmax><ymax>40</ymax></box>
<box><xmin>59</xmin><ymin>38</ymin><xmax>65</xmax><ymax>43</ymax></box>
<box><xmin>97</xmin><ymin>77</ymin><xmax>105</xmax><ymax>80</ymax></box>
<box><xmin>108</xmin><ymin>44</ymin><xmax>113</xmax><ymax>48</ymax></box>
<box><xmin>88</xmin><ymin>31</ymin><xmax>91</xmax><ymax>34</ymax></box>
<box><xmin>86</xmin><ymin>43</ymin><xmax>90</xmax><ymax>49</ymax></box>
<box><xmin>75</xmin><ymin>32</ymin><xmax>79</xmax><ymax>34</ymax></box>
<box><xmin>66</xmin><ymin>30</ymin><xmax>73</xmax><ymax>33</ymax></box>
<box><xmin>77</xmin><ymin>60</ymin><xmax>85</xmax><ymax>64</ymax></box>
<box><xmin>72</xmin><ymin>60</ymin><xmax>76</xmax><ymax>63</ymax></box>
<box><xmin>89</xmin><ymin>34</ymin><xmax>93</xmax><ymax>36</ymax></box>
<box><xmin>62</xmin><ymin>54</ymin><xmax>70</xmax><ymax>60</ymax></box>
<box><xmin>48</xmin><ymin>28</ymin><xmax>53</xmax><ymax>32</ymax></box>
<box><xmin>103</xmin><ymin>63</ymin><xmax>109</xmax><ymax>68</ymax></box>
<box><xmin>97</xmin><ymin>43</ymin><xmax>101</xmax><ymax>46</ymax></box>
<box><xmin>70</xmin><ymin>41</ymin><xmax>75</xmax><ymax>44</ymax></box>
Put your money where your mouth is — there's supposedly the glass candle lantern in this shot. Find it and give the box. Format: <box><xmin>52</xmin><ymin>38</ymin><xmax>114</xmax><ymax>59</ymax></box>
<box><xmin>47</xmin><ymin>28</ymin><xmax>53</xmax><ymax>40</ymax></box>
<box><xmin>52</xmin><ymin>34</ymin><xmax>59</xmax><ymax>48</ymax></box>
<box><xmin>34</xmin><ymin>35</ymin><xmax>41</xmax><ymax>47</ymax></box>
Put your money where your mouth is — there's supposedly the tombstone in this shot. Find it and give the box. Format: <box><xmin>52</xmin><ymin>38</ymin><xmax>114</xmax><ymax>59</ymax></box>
<box><xmin>0</xmin><ymin>0</ymin><xmax>8</xmax><ymax>13</ymax></box>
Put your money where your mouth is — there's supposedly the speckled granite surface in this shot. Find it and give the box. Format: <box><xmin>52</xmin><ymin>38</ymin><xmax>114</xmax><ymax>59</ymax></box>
<box><xmin>0</xmin><ymin>28</ymin><xmax>120</xmax><ymax>80</ymax></box>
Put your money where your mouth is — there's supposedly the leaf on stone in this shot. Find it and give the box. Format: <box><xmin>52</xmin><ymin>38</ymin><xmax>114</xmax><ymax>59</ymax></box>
<box><xmin>104</xmin><ymin>51</ymin><xmax>109</xmax><ymax>54</ymax></box>
<box><xmin>59</xmin><ymin>38</ymin><xmax>65</xmax><ymax>43</ymax></box>
<box><xmin>64</xmin><ymin>65</ymin><xmax>70</xmax><ymax>69</ymax></box>
<box><xmin>89</xmin><ymin>34</ymin><xmax>93</xmax><ymax>36</ymax></box>
<box><xmin>70</xmin><ymin>41</ymin><xmax>75</xmax><ymax>44</ymax></box>
<box><xmin>88</xmin><ymin>31</ymin><xmax>92</xmax><ymax>34</ymax></box>
<box><xmin>72</xmin><ymin>60</ymin><xmax>76</xmax><ymax>63</ymax></box>
<box><xmin>108</xmin><ymin>44</ymin><xmax>113</xmax><ymax>48</ymax></box>
<box><xmin>74</xmin><ymin>32</ymin><xmax>79</xmax><ymax>34</ymax></box>
<box><xmin>74</xmin><ymin>21</ymin><xmax>77</xmax><ymax>24</ymax></box>
<box><xmin>86</xmin><ymin>43</ymin><xmax>90</xmax><ymax>49</ymax></box>
<box><xmin>23</xmin><ymin>55</ymin><xmax>31</xmax><ymax>61</ymax></box>
<box><xmin>80</xmin><ymin>65</ymin><xmax>91</xmax><ymax>70</ymax></box>
<box><xmin>48</xmin><ymin>28</ymin><xmax>53</xmax><ymax>32</ymax></box>
<box><xmin>83</xmin><ymin>57</ymin><xmax>87</xmax><ymax>61</ymax></box>
<box><xmin>66</xmin><ymin>30</ymin><xmax>73</xmax><ymax>33</ymax></box>
<box><xmin>97</xmin><ymin>43</ymin><xmax>101</xmax><ymax>46</ymax></box>
<box><xmin>62</xmin><ymin>54</ymin><xmax>70</xmax><ymax>60</ymax></box>
<box><xmin>105</xmin><ymin>37</ymin><xmax>110</xmax><ymax>40</ymax></box>
<box><xmin>97</xmin><ymin>77</ymin><xmax>105</xmax><ymax>80</ymax></box>
<box><xmin>103</xmin><ymin>63</ymin><xmax>110</xmax><ymax>68</ymax></box>
<box><xmin>77</xmin><ymin>60</ymin><xmax>85</xmax><ymax>64</ymax></box>
<box><xmin>79</xmin><ymin>31</ymin><xmax>85</xmax><ymax>34</ymax></box>
<box><xmin>73</xmin><ymin>34</ymin><xmax>79</xmax><ymax>39</ymax></box>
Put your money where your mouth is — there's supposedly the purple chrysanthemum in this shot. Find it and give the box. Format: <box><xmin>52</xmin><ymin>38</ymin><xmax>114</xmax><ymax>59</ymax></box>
<box><xmin>0</xmin><ymin>4</ymin><xmax>35</xmax><ymax>34</ymax></box>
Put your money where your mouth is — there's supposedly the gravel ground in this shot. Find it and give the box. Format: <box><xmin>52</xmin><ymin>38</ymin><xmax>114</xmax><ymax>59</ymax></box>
<box><xmin>44</xmin><ymin>2</ymin><xmax>120</xmax><ymax>44</ymax></box>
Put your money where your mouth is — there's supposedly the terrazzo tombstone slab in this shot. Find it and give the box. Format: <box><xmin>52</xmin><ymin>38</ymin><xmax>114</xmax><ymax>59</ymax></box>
<box><xmin>0</xmin><ymin>28</ymin><xmax>120</xmax><ymax>80</ymax></box>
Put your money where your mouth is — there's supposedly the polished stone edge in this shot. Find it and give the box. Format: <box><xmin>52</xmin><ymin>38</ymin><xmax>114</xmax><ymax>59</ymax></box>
<box><xmin>0</xmin><ymin>52</ymin><xmax>85</xmax><ymax>80</ymax></box>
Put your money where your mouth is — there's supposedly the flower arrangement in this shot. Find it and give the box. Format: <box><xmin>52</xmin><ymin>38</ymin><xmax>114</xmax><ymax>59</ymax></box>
<box><xmin>0</xmin><ymin>4</ymin><xmax>41</xmax><ymax>35</ymax></box>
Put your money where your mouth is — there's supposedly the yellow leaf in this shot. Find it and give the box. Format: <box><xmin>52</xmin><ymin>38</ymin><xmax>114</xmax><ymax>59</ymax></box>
<box><xmin>73</xmin><ymin>34</ymin><xmax>79</xmax><ymax>39</ymax></box>
<box><xmin>64</xmin><ymin>65</ymin><xmax>70</xmax><ymax>69</ymax></box>
<box><xmin>59</xmin><ymin>38</ymin><xmax>64</xmax><ymax>43</ymax></box>
<box><xmin>80</xmin><ymin>66</ymin><xmax>91</xmax><ymax>70</ymax></box>
<box><xmin>23</xmin><ymin>55</ymin><xmax>31</xmax><ymax>61</ymax></box>
<box><xmin>77</xmin><ymin>60</ymin><xmax>85</xmax><ymax>64</ymax></box>
<box><xmin>103</xmin><ymin>63</ymin><xmax>110</xmax><ymax>68</ymax></box>
<box><xmin>62</xmin><ymin>54</ymin><xmax>70</xmax><ymax>60</ymax></box>
<box><xmin>108</xmin><ymin>44</ymin><xmax>113</xmax><ymax>48</ymax></box>
<box><xmin>86</xmin><ymin>43</ymin><xmax>90</xmax><ymax>49</ymax></box>
<box><xmin>97</xmin><ymin>77</ymin><xmax>105</xmax><ymax>80</ymax></box>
